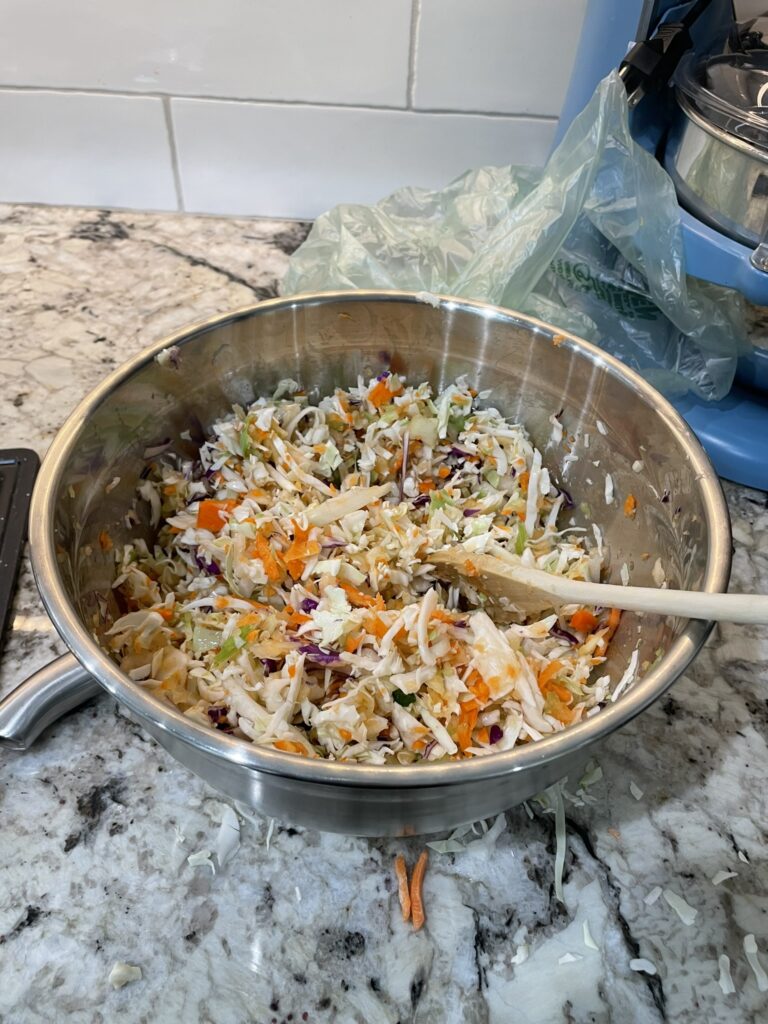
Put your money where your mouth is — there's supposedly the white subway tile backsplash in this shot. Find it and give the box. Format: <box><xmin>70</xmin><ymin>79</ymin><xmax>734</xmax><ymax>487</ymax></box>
<box><xmin>0</xmin><ymin>90</ymin><xmax>176</xmax><ymax>210</ymax></box>
<box><xmin>0</xmin><ymin>0</ymin><xmax>412</xmax><ymax>107</ymax></box>
<box><xmin>414</xmin><ymin>0</ymin><xmax>587</xmax><ymax>116</ymax></box>
<box><xmin>172</xmin><ymin>98</ymin><xmax>556</xmax><ymax>219</ymax></box>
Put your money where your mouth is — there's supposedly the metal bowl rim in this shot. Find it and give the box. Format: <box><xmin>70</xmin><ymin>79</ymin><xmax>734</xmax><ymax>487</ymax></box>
<box><xmin>29</xmin><ymin>289</ymin><xmax>732</xmax><ymax>789</ymax></box>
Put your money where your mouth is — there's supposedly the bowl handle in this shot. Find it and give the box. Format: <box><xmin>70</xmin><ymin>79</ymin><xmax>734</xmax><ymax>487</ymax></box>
<box><xmin>0</xmin><ymin>653</ymin><xmax>102</xmax><ymax>750</ymax></box>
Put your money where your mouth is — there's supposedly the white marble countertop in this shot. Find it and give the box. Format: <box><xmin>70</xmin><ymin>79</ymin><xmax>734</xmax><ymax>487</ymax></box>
<box><xmin>1</xmin><ymin>203</ymin><xmax>767</xmax><ymax>1024</ymax></box>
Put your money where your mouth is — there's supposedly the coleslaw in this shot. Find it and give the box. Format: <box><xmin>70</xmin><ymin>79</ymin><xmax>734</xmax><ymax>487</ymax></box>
<box><xmin>104</xmin><ymin>373</ymin><xmax>620</xmax><ymax>764</ymax></box>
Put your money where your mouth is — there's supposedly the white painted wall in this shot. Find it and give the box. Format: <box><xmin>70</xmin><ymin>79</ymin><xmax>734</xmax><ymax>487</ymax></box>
<box><xmin>0</xmin><ymin>0</ymin><xmax>588</xmax><ymax>218</ymax></box>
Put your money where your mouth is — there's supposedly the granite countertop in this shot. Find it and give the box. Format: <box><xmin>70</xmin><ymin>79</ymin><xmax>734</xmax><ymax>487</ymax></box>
<box><xmin>1</xmin><ymin>203</ymin><xmax>767</xmax><ymax>1024</ymax></box>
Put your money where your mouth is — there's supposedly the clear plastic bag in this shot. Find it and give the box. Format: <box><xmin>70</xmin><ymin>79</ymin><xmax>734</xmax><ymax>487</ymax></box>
<box><xmin>282</xmin><ymin>72</ymin><xmax>747</xmax><ymax>400</ymax></box>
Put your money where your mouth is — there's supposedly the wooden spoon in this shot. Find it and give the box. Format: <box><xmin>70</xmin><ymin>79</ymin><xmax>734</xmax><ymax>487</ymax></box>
<box><xmin>429</xmin><ymin>547</ymin><xmax>768</xmax><ymax>624</ymax></box>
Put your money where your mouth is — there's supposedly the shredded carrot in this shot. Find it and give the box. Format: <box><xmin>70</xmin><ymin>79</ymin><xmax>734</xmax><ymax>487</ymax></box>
<box><xmin>157</xmin><ymin>606</ymin><xmax>174</xmax><ymax>621</ymax></box>
<box><xmin>554</xmin><ymin>706</ymin><xmax>576</xmax><ymax>725</ymax></box>
<box><xmin>340</xmin><ymin>582</ymin><xmax>377</xmax><ymax>608</ymax></box>
<box><xmin>273</xmin><ymin>739</ymin><xmax>306</xmax><ymax>755</ymax></box>
<box><xmin>395</xmin><ymin>855</ymin><xmax>411</xmax><ymax>921</ymax></box>
<box><xmin>538</xmin><ymin>659</ymin><xmax>564</xmax><ymax>690</ymax></box>
<box><xmin>338</xmin><ymin>728</ymin><xmax>353</xmax><ymax>742</ymax></box>
<box><xmin>410</xmin><ymin>850</ymin><xmax>428</xmax><ymax>931</ymax></box>
<box><xmin>368</xmin><ymin>378</ymin><xmax>403</xmax><ymax>409</ymax></box>
<box><xmin>344</xmin><ymin>632</ymin><xmax>363</xmax><ymax>653</ymax></box>
<box><xmin>284</xmin><ymin>608</ymin><xmax>311</xmax><ymax>629</ymax></box>
<box><xmin>518</xmin><ymin>471</ymin><xmax>530</xmax><ymax>492</ymax></box>
<box><xmin>363</xmin><ymin>614</ymin><xmax>388</xmax><ymax>639</ymax></box>
<box><xmin>623</xmin><ymin>494</ymin><xmax>637</xmax><ymax>519</ymax></box>
<box><xmin>98</xmin><ymin>530</ymin><xmax>113</xmax><ymax>552</ymax></box>
<box><xmin>596</xmin><ymin>607</ymin><xmax>622</xmax><ymax>656</ymax></box>
<box><xmin>335</xmin><ymin>392</ymin><xmax>353</xmax><ymax>425</ymax></box>
<box><xmin>418</xmin><ymin>480</ymin><xmax>436</xmax><ymax>493</ymax></box>
<box><xmin>283</xmin><ymin>520</ymin><xmax>321</xmax><ymax>572</ymax></box>
<box><xmin>463</xmin><ymin>559</ymin><xmax>478</xmax><ymax>577</ymax></box>
<box><xmin>604</xmin><ymin>607</ymin><xmax>621</xmax><ymax>640</ymax></box>
<box><xmin>197</xmin><ymin>499</ymin><xmax>238</xmax><ymax>532</ymax></box>
<box><xmin>468</xmin><ymin>677</ymin><xmax>490</xmax><ymax>704</ymax></box>
<box><xmin>162</xmin><ymin>484</ymin><xmax>177</xmax><ymax>496</ymax></box>
<box><xmin>236</xmin><ymin>612</ymin><xmax>262</xmax><ymax>627</ymax></box>
<box><xmin>251</xmin><ymin>533</ymin><xmax>282</xmax><ymax>582</ymax></box>
<box><xmin>475</xmin><ymin>726</ymin><xmax>490</xmax><ymax>745</ymax></box>
<box><xmin>547</xmin><ymin>681</ymin><xmax>573</xmax><ymax>704</ymax></box>
<box><xmin>430</xmin><ymin>608</ymin><xmax>455</xmax><ymax>624</ymax></box>
<box><xmin>569</xmin><ymin>609</ymin><xmax>598</xmax><ymax>633</ymax></box>
<box><xmin>437</xmin><ymin>465</ymin><xmax>451</xmax><ymax>479</ymax></box>
<box><xmin>456</xmin><ymin>699</ymin><xmax>479</xmax><ymax>752</ymax></box>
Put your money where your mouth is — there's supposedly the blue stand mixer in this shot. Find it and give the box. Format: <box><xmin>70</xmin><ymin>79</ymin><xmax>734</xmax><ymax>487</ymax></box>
<box><xmin>557</xmin><ymin>0</ymin><xmax>768</xmax><ymax>489</ymax></box>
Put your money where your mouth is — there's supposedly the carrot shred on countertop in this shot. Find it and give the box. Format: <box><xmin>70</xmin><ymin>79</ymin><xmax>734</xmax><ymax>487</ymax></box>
<box><xmin>395</xmin><ymin>855</ymin><xmax>411</xmax><ymax>922</ymax></box>
<box><xmin>410</xmin><ymin>850</ymin><xmax>429</xmax><ymax>931</ymax></box>
<box><xmin>623</xmin><ymin>494</ymin><xmax>637</xmax><ymax>519</ymax></box>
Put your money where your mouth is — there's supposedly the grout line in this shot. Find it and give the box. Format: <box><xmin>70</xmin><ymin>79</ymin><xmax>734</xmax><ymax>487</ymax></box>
<box><xmin>0</xmin><ymin>82</ymin><xmax>558</xmax><ymax>122</ymax></box>
<box><xmin>0</xmin><ymin>197</ymin><xmax>310</xmax><ymax>224</ymax></box>
<box><xmin>406</xmin><ymin>0</ymin><xmax>421</xmax><ymax>110</ymax></box>
<box><xmin>161</xmin><ymin>96</ymin><xmax>184</xmax><ymax>212</ymax></box>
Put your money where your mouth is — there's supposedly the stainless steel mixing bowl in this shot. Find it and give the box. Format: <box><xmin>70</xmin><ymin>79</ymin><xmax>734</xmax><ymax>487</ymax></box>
<box><xmin>0</xmin><ymin>291</ymin><xmax>731</xmax><ymax>835</ymax></box>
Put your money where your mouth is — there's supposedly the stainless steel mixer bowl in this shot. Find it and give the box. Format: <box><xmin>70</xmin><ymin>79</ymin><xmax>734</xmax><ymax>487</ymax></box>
<box><xmin>665</xmin><ymin>90</ymin><xmax>768</xmax><ymax>249</ymax></box>
<box><xmin>26</xmin><ymin>291</ymin><xmax>731</xmax><ymax>836</ymax></box>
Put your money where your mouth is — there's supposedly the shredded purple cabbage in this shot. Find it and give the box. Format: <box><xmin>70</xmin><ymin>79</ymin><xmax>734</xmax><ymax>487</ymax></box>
<box><xmin>321</xmin><ymin>539</ymin><xmax>347</xmax><ymax>550</ymax></box>
<box><xmin>453</xmin><ymin>619</ymin><xmax>468</xmax><ymax>628</ymax></box>
<box><xmin>463</xmin><ymin>508</ymin><xmax>480</xmax><ymax>517</ymax></box>
<box><xmin>412</xmin><ymin>494</ymin><xmax>430</xmax><ymax>508</ymax></box>
<box><xmin>300</xmin><ymin>597</ymin><xmax>319</xmax><ymax>613</ymax></box>
<box><xmin>299</xmin><ymin>643</ymin><xmax>343</xmax><ymax>666</ymax></box>
<box><xmin>376</xmin><ymin>371</ymin><xmax>389</xmax><ymax>382</ymax></box>
<box><xmin>449</xmin><ymin>446</ymin><xmax>468</xmax><ymax>459</ymax></box>
<box><xmin>550</xmin><ymin>623</ymin><xmax>579</xmax><ymax>645</ymax></box>
<box><xmin>194</xmin><ymin>552</ymin><xmax>221</xmax><ymax>575</ymax></box>
<box><xmin>489</xmin><ymin>724</ymin><xmax>503</xmax><ymax>744</ymax></box>
<box><xmin>261</xmin><ymin>658</ymin><xmax>280</xmax><ymax>673</ymax></box>
<box><xmin>207</xmin><ymin>706</ymin><xmax>230</xmax><ymax>730</ymax></box>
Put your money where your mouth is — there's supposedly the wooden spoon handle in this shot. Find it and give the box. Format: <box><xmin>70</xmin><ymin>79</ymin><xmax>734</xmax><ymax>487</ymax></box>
<box><xmin>505</xmin><ymin>568</ymin><xmax>768</xmax><ymax>624</ymax></box>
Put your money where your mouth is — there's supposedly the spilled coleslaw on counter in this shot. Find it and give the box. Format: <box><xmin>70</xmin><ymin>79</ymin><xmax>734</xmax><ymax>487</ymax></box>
<box><xmin>104</xmin><ymin>374</ymin><xmax>623</xmax><ymax>763</ymax></box>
